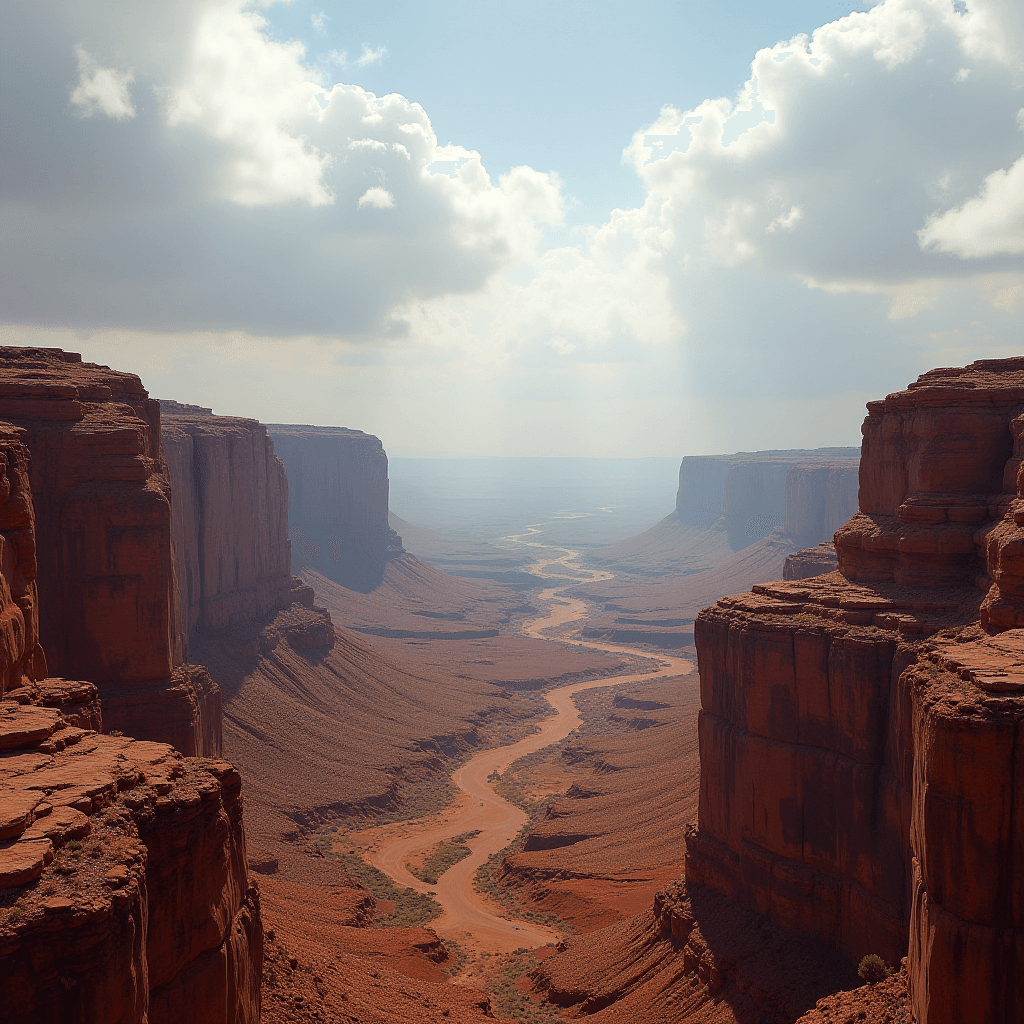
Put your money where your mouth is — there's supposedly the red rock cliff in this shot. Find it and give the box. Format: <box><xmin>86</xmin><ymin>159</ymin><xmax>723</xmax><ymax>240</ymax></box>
<box><xmin>0</xmin><ymin>422</ymin><xmax>44</xmax><ymax>693</ymax></box>
<box><xmin>160</xmin><ymin>402</ymin><xmax>291</xmax><ymax>656</ymax></box>
<box><xmin>268</xmin><ymin>424</ymin><xmax>401</xmax><ymax>592</ymax></box>
<box><xmin>0</xmin><ymin>348</ymin><xmax>218</xmax><ymax>756</ymax></box>
<box><xmin>675</xmin><ymin>449</ymin><xmax>859</xmax><ymax>550</ymax></box>
<box><xmin>0</xmin><ymin>698</ymin><xmax>262</xmax><ymax>1024</ymax></box>
<box><xmin>0</xmin><ymin>389</ymin><xmax>261</xmax><ymax>1022</ymax></box>
<box><xmin>691</xmin><ymin>357</ymin><xmax>1024</xmax><ymax>1024</ymax></box>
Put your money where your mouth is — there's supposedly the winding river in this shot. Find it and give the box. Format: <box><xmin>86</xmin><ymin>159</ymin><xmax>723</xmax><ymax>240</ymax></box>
<box><xmin>348</xmin><ymin>526</ymin><xmax>693</xmax><ymax>953</ymax></box>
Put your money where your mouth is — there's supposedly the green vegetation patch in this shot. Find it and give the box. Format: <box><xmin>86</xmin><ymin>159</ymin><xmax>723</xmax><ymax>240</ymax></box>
<box><xmin>320</xmin><ymin>845</ymin><xmax>442</xmax><ymax>928</ymax></box>
<box><xmin>488</xmin><ymin>948</ymin><xmax>562</xmax><ymax>1023</ymax></box>
<box><xmin>409</xmin><ymin>831</ymin><xmax>480</xmax><ymax>885</ymax></box>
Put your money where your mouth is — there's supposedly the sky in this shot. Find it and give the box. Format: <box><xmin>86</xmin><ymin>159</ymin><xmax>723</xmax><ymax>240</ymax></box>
<box><xmin>2</xmin><ymin>0</ymin><xmax>1023</xmax><ymax>456</ymax></box>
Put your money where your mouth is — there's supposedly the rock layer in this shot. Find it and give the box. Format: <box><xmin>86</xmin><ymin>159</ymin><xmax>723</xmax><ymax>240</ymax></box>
<box><xmin>0</xmin><ymin>421</ymin><xmax>44</xmax><ymax>694</ymax></box>
<box><xmin>268</xmin><ymin>424</ymin><xmax>402</xmax><ymax>592</ymax></box>
<box><xmin>160</xmin><ymin>402</ymin><xmax>291</xmax><ymax>656</ymax></box>
<box><xmin>0</xmin><ymin>700</ymin><xmax>261</xmax><ymax>1024</ymax></box>
<box><xmin>691</xmin><ymin>357</ymin><xmax>1024</xmax><ymax>1024</ymax></box>
<box><xmin>676</xmin><ymin>448</ymin><xmax>859</xmax><ymax>550</ymax></box>
<box><xmin>0</xmin><ymin>349</ymin><xmax>218</xmax><ymax>755</ymax></box>
<box><xmin>783</xmin><ymin>541</ymin><xmax>839</xmax><ymax>580</ymax></box>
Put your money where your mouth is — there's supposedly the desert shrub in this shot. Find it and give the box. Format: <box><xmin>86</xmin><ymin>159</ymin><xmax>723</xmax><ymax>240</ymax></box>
<box><xmin>858</xmin><ymin>953</ymin><xmax>891</xmax><ymax>984</ymax></box>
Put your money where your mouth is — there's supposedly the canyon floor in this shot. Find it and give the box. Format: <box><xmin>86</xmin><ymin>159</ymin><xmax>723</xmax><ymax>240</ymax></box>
<box><xmin>229</xmin><ymin>520</ymin><xmax>884</xmax><ymax>1023</ymax></box>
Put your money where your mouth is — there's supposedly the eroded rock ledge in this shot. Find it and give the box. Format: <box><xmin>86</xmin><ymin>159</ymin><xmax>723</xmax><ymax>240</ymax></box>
<box><xmin>0</xmin><ymin>697</ymin><xmax>261</xmax><ymax>1023</ymax></box>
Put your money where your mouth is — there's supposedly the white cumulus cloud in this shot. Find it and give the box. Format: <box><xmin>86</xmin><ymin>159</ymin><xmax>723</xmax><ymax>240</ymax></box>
<box><xmin>69</xmin><ymin>47</ymin><xmax>135</xmax><ymax>120</ymax></box>
<box><xmin>0</xmin><ymin>0</ymin><xmax>563</xmax><ymax>335</ymax></box>
<box><xmin>919</xmin><ymin>154</ymin><xmax>1024</xmax><ymax>256</ymax></box>
<box><xmin>358</xmin><ymin>186</ymin><xmax>395</xmax><ymax>209</ymax></box>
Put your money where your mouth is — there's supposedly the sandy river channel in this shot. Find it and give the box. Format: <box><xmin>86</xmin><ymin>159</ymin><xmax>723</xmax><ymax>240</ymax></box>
<box><xmin>343</xmin><ymin>525</ymin><xmax>693</xmax><ymax>953</ymax></box>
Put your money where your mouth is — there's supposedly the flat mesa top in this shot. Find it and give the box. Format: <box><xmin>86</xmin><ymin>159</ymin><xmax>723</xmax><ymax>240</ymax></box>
<box><xmin>876</xmin><ymin>356</ymin><xmax>1024</xmax><ymax>407</ymax></box>
<box><xmin>267</xmin><ymin>423</ymin><xmax>379</xmax><ymax>441</ymax></box>
<box><xmin>682</xmin><ymin>448</ymin><xmax>860</xmax><ymax>463</ymax></box>
<box><xmin>0</xmin><ymin>348</ymin><xmax>147</xmax><ymax>399</ymax></box>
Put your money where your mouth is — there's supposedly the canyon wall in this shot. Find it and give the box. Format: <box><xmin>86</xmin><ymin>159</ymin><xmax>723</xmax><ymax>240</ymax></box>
<box><xmin>0</xmin><ymin>422</ymin><xmax>44</xmax><ymax>693</ymax></box>
<box><xmin>675</xmin><ymin>448</ymin><xmax>859</xmax><ymax>550</ymax></box>
<box><xmin>160</xmin><ymin>401</ymin><xmax>292</xmax><ymax>656</ymax></box>
<box><xmin>268</xmin><ymin>423</ymin><xmax>402</xmax><ymax>592</ymax></box>
<box><xmin>0</xmin><ymin>372</ymin><xmax>262</xmax><ymax>1021</ymax></box>
<box><xmin>0</xmin><ymin>348</ymin><xmax>217</xmax><ymax>756</ymax></box>
<box><xmin>690</xmin><ymin>358</ymin><xmax>1024</xmax><ymax>1024</ymax></box>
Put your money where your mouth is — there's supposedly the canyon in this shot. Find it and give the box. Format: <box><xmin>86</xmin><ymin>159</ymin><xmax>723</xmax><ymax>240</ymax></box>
<box><xmin>2</xmin><ymin>343</ymin><xmax>1016</xmax><ymax>1024</ymax></box>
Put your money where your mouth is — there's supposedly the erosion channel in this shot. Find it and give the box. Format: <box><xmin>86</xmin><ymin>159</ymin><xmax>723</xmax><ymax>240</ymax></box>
<box><xmin>351</xmin><ymin>524</ymin><xmax>693</xmax><ymax>955</ymax></box>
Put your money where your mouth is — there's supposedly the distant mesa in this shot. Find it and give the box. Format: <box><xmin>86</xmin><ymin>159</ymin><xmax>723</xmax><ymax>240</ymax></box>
<box><xmin>267</xmin><ymin>423</ymin><xmax>403</xmax><ymax>593</ymax></box>
<box><xmin>595</xmin><ymin>447</ymin><xmax>859</xmax><ymax>580</ymax></box>
<box><xmin>675</xmin><ymin>447</ymin><xmax>860</xmax><ymax>550</ymax></box>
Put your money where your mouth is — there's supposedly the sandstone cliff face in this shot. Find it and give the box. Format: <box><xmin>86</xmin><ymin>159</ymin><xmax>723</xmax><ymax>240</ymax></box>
<box><xmin>0</xmin><ymin>696</ymin><xmax>261</xmax><ymax>1024</ymax></box>
<box><xmin>160</xmin><ymin>402</ymin><xmax>291</xmax><ymax>655</ymax></box>
<box><xmin>783</xmin><ymin>541</ymin><xmax>838</xmax><ymax>580</ymax></box>
<box><xmin>0</xmin><ymin>349</ymin><xmax>217</xmax><ymax>756</ymax></box>
<box><xmin>268</xmin><ymin>424</ymin><xmax>401</xmax><ymax>592</ymax></box>
<box><xmin>675</xmin><ymin>448</ymin><xmax>859</xmax><ymax>551</ymax></box>
<box><xmin>691</xmin><ymin>358</ymin><xmax>1024</xmax><ymax>1024</ymax></box>
<box><xmin>0</xmin><ymin>422</ymin><xmax>44</xmax><ymax>693</ymax></box>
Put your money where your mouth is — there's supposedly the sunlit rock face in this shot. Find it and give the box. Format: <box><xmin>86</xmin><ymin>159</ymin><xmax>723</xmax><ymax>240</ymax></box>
<box><xmin>268</xmin><ymin>423</ymin><xmax>402</xmax><ymax>593</ymax></box>
<box><xmin>675</xmin><ymin>448</ymin><xmax>859</xmax><ymax>551</ymax></box>
<box><xmin>691</xmin><ymin>358</ymin><xmax>1024</xmax><ymax>1024</ymax></box>
<box><xmin>160</xmin><ymin>401</ymin><xmax>292</xmax><ymax>657</ymax></box>
<box><xmin>0</xmin><ymin>378</ymin><xmax>262</xmax><ymax>1022</ymax></box>
<box><xmin>0</xmin><ymin>349</ymin><xmax>218</xmax><ymax>756</ymax></box>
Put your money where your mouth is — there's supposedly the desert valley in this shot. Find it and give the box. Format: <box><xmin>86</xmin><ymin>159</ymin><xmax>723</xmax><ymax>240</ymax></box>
<box><xmin>5</xmin><ymin>2</ymin><xmax>1024</xmax><ymax>1020</ymax></box>
<box><xmin>0</xmin><ymin>346</ymin><xmax>1022</xmax><ymax>1023</ymax></box>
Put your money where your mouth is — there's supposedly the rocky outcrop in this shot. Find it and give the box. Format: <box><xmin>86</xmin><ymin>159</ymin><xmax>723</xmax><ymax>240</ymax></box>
<box><xmin>676</xmin><ymin>448</ymin><xmax>859</xmax><ymax>550</ymax></box>
<box><xmin>690</xmin><ymin>358</ymin><xmax>1024</xmax><ymax>1024</ymax></box>
<box><xmin>159</xmin><ymin>402</ymin><xmax>291</xmax><ymax>656</ymax></box>
<box><xmin>0</xmin><ymin>421</ymin><xmax>44</xmax><ymax>694</ymax></box>
<box><xmin>268</xmin><ymin>424</ymin><xmax>402</xmax><ymax>592</ymax></box>
<box><xmin>783</xmin><ymin>541</ymin><xmax>838</xmax><ymax>580</ymax></box>
<box><xmin>0</xmin><ymin>699</ymin><xmax>261</xmax><ymax>1024</ymax></box>
<box><xmin>0</xmin><ymin>348</ymin><xmax>217</xmax><ymax>755</ymax></box>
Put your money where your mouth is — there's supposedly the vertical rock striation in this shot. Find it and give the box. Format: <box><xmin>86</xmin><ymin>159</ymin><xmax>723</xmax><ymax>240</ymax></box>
<box><xmin>0</xmin><ymin>348</ymin><xmax>217</xmax><ymax>755</ymax></box>
<box><xmin>0</xmin><ymin>421</ymin><xmax>44</xmax><ymax>693</ymax></box>
<box><xmin>268</xmin><ymin>423</ymin><xmax>402</xmax><ymax>592</ymax></box>
<box><xmin>675</xmin><ymin>449</ymin><xmax>859</xmax><ymax>550</ymax></box>
<box><xmin>690</xmin><ymin>358</ymin><xmax>1024</xmax><ymax>1024</ymax></box>
<box><xmin>0</xmin><ymin>381</ymin><xmax>262</xmax><ymax>1022</ymax></box>
<box><xmin>159</xmin><ymin>401</ymin><xmax>292</xmax><ymax>657</ymax></box>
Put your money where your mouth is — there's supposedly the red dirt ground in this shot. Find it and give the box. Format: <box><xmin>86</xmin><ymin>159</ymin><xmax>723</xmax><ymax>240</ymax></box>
<box><xmin>493</xmin><ymin>673</ymin><xmax>701</xmax><ymax>935</ymax></box>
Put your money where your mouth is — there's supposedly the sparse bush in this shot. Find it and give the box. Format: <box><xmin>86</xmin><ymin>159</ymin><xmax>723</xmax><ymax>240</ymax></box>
<box><xmin>858</xmin><ymin>953</ymin><xmax>891</xmax><ymax>984</ymax></box>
